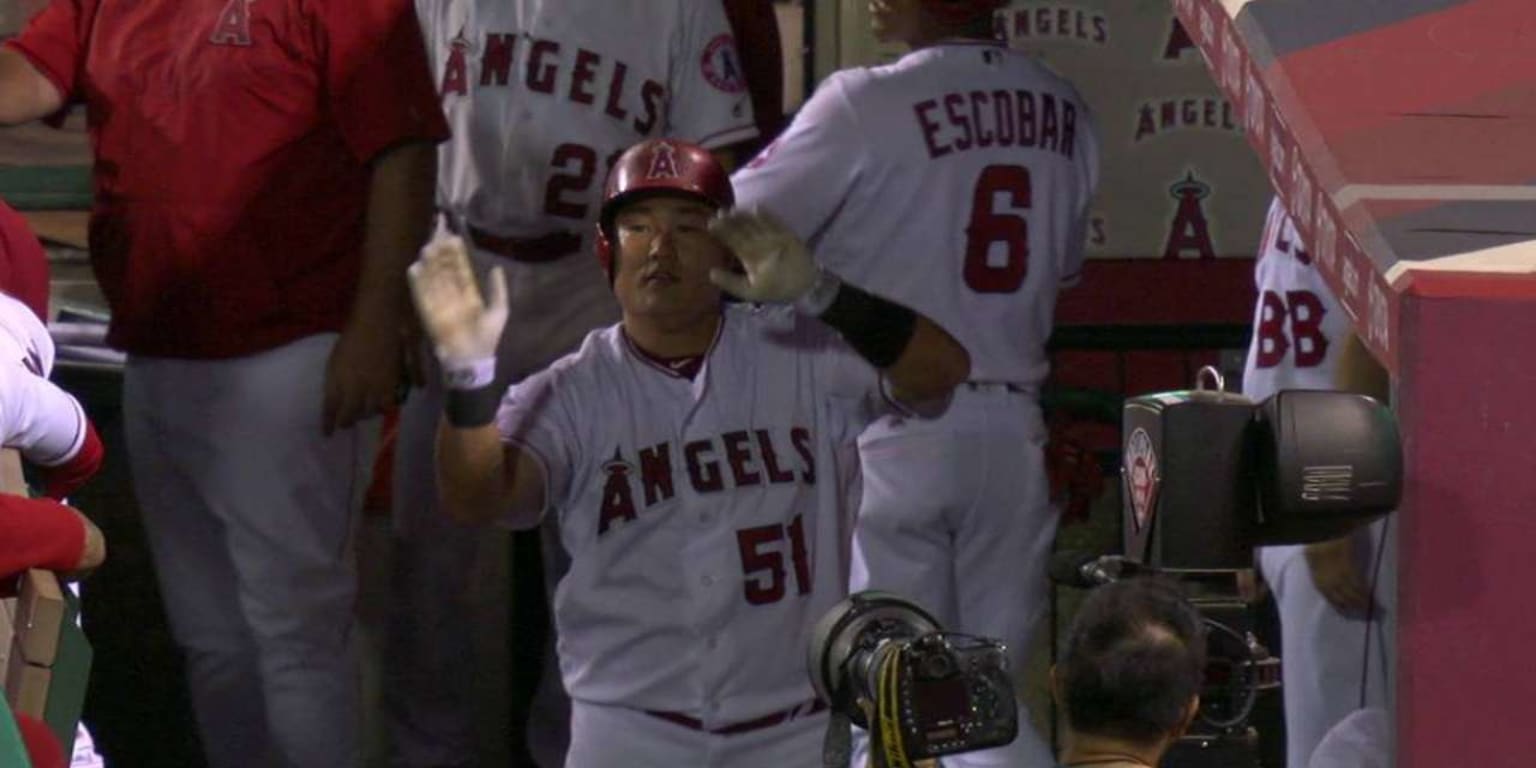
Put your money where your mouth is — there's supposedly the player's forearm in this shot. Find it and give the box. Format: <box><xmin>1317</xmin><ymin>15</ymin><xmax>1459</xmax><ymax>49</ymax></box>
<box><xmin>353</xmin><ymin>140</ymin><xmax>438</xmax><ymax>325</ymax></box>
<box><xmin>435</xmin><ymin>420</ymin><xmax>512</xmax><ymax>525</ymax></box>
<box><xmin>0</xmin><ymin>495</ymin><xmax>103</xmax><ymax>575</ymax></box>
<box><xmin>882</xmin><ymin>315</ymin><xmax>971</xmax><ymax>403</ymax></box>
<box><xmin>801</xmin><ymin>274</ymin><xmax>970</xmax><ymax>402</ymax></box>
<box><xmin>0</xmin><ymin>49</ymin><xmax>63</xmax><ymax>126</ymax></box>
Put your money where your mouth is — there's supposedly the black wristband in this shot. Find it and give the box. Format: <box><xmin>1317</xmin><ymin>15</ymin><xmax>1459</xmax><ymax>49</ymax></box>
<box><xmin>445</xmin><ymin>384</ymin><xmax>502</xmax><ymax>428</ymax></box>
<box><xmin>819</xmin><ymin>282</ymin><xmax>917</xmax><ymax>369</ymax></box>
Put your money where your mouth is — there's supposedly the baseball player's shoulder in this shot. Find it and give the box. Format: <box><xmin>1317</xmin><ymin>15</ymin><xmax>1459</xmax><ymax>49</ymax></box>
<box><xmin>802</xmin><ymin>65</ymin><xmax>880</xmax><ymax>109</ymax></box>
<box><xmin>1000</xmin><ymin>49</ymin><xmax>1094</xmax><ymax>123</ymax></box>
<box><xmin>730</xmin><ymin>302</ymin><xmax>841</xmax><ymax>353</ymax></box>
<box><xmin>1002</xmin><ymin>49</ymin><xmax>1081</xmax><ymax>91</ymax></box>
<box><xmin>0</xmin><ymin>291</ymin><xmax>52</xmax><ymax>376</ymax></box>
<box><xmin>509</xmin><ymin>324</ymin><xmax>624</xmax><ymax>398</ymax></box>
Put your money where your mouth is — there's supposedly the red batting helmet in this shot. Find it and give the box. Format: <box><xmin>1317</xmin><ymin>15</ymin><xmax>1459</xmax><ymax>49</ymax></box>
<box><xmin>922</xmin><ymin>0</ymin><xmax>1005</xmax><ymax>24</ymax></box>
<box><xmin>595</xmin><ymin>139</ymin><xmax>735</xmax><ymax>278</ymax></box>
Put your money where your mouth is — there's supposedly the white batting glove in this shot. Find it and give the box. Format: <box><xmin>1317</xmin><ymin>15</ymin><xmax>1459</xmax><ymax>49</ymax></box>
<box><xmin>407</xmin><ymin>231</ymin><xmax>509</xmax><ymax>390</ymax></box>
<box><xmin>707</xmin><ymin>209</ymin><xmax>822</xmax><ymax>305</ymax></box>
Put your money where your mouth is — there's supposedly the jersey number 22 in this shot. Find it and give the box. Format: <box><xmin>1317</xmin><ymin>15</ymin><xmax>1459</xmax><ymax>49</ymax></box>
<box><xmin>964</xmin><ymin>164</ymin><xmax>1032</xmax><ymax>294</ymax></box>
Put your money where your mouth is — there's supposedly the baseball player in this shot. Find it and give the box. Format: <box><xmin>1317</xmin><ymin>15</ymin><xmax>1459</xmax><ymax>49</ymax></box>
<box><xmin>1241</xmin><ymin>198</ymin><xmax>1394</xmax><ymax>768</ymax></box>
<box><xmin>0</xmin><ymin>290</ymin><xmax>102</xmax><ymax>504</ymax></box>
<box><xmin>730</xmin><ymin>2</ymin><xmax>1100</xmax><ymax>764</ymax></box>
<box><xmin>0</xmin><ymin>286</ymin><xmax>109</xmax><ymax>768</ymax></box>
<box><xmin>392</xmin><ymin>4</ymin><xmax>759</xmax><ymax>763</ymax></box>
<box><xmin>407</xmin><ymin>138</ymin><xmax>969</xmax><ymax>768</ymax></box>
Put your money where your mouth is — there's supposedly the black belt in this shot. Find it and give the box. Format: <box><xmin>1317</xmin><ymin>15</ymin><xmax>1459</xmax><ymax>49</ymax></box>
<box><xmin>441</xmin><ymin>214</ymin><xmax>580</xmax><ymax>263</ymax></box>
<box><xmin>466</xmin><ymin>226</ymin><xmax>579</xmax><ymax>263</ymax></box>
<box><xmin>645</xmin><ymin>699</ymin><xmax>828</xmax><ymax>736</ymax></box>
<box><xmin>965</xmin><ymin>380</ymin><xmax>1029</xmax><ymax>394</ymax></box>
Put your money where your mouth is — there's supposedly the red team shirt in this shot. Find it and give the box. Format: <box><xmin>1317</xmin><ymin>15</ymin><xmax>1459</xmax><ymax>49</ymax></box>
<box><xmin>5</xmin><ymin>0</ymin><xmax>449</xmax><ymax>358</ymax></box>
<box><xmin>0</xmin><ymin>201</ymin><xmax>50</xmax><ymax>321</ymax></box>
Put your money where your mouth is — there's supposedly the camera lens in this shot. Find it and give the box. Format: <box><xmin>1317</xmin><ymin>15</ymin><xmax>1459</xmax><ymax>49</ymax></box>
<box><xmin>921</xmin><ymin>651</ymin><xmax>954</xmax><ymax>679</ymax></box>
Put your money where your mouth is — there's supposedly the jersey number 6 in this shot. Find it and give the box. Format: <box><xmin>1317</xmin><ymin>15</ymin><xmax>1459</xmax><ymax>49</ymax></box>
<box><xmin>964</xmin><ymin>164</ymin><xmax>1033</xmax><ymax>294</ymax></box>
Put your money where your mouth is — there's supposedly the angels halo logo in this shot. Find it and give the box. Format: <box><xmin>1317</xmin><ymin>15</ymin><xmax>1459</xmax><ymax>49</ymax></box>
<box><xmin>1125</xmin><ymin>428</ymin><xmax>1159</xmax><ymax>532</ymax></box>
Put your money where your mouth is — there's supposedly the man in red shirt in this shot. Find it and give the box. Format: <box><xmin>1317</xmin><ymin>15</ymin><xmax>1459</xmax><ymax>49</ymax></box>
<box><xmin>0</xmin><ymin>1</ymin><xmax>449</xmax><ymax>766</ymax></box>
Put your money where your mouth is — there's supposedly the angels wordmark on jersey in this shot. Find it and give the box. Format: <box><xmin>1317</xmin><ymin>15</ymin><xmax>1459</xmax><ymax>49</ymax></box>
<box><xmin>595</xmin><ymin>426</ymin><xmax>816</xmax><ymax>537</ymax></box>
<box><xmin>439</xmin><ymin>29</ymin><xmax>670</xmax><ymax>135</ymax></box>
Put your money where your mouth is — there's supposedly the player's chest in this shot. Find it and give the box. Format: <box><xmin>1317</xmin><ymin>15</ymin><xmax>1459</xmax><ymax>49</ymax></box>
<box><xmin>568</xmin><ymin>376</ymin><xmax>841</xmax><ymax>536</ymax></box>
<box><xmin>430</xmin><ymin>4</ymin><xmax>675</xmax><ymax>101</ymax></box>
<box><xmin>85</xmin><ymin>1</ymin><xmax>319</xmax><ymax>116</ymax></box>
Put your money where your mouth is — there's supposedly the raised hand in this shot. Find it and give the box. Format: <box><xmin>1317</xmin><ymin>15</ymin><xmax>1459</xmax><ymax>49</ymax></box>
<box><xmin>407</xmin><ymin>232</ymin><xmax>508</xmax><ymax>388</ymax></box>
<box><xmin>707</xmin><ymin>208</ymin><xmax>819</xmax><ymax>304</ymax></box>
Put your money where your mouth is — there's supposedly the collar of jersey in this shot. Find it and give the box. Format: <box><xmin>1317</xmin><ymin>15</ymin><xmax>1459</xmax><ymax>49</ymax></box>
<box><xmin>620</xmin><ymin>315</ymin><xmax>724</xmax><ymax>382</ymax></box>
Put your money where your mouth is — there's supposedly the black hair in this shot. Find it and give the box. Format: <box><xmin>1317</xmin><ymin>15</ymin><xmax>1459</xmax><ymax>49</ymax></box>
<box><xmin>1059</xmin><ymin>577</ymin><xmax>1207</xmax><ymax>744</ymax></box>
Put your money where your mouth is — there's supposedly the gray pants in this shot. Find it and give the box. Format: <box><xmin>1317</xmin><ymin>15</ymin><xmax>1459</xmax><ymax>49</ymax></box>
<box><xmin>125</xmin><ymin>334</ymin><xmax>378</xmax><ymax>768</ymax></box>
<box><xmin>1259</xmin><ymin>517</ymin><xmax>1395</xmax><ymax>768</ymax></box>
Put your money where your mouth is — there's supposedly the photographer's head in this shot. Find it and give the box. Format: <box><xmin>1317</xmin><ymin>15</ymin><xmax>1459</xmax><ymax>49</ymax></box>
<box><xmin>1054</xmin><ymin>577</ymin><xmax>1206</xmax><ymax>767</ymax></box>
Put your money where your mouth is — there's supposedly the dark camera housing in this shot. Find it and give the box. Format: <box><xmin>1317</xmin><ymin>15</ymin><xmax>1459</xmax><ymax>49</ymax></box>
<box><xmin>1121</xmin><ymin>387</ymin><xmax>1400</xmax><ymax>570</ymax></box>
<box><xmin>809</xmin><ymin>592</ymin><xmax>1019</xmax><ymax>764</ymax></box>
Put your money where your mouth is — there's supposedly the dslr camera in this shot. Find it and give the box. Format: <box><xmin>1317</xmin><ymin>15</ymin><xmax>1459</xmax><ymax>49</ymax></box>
<box><xmin>808</xmin><ymin>591</ymin><xmax>1016</xmax><ymax>767</ymax></box>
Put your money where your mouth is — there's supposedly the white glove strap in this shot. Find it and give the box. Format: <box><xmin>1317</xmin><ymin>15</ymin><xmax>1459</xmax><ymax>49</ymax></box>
<box><xmin>441</xmin><ymin>356</ymin><xmax>497</xmax><ymax>391</ymax></box>
<box><xmin>794</xmin><ymin>269</ymin><xmax>843</xmax><ymax>317</ymax></box>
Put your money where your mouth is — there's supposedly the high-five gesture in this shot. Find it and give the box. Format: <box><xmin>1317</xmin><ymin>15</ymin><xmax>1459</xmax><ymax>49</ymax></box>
<box><xmin>407</xmin><ymin>232</ymin><xmax>508</xmax><ymax>389</ymax></box>
<box><xmin>707</xmin><ymin>209</ymin><xmax>820</xmax><ymax>305</ymax></box>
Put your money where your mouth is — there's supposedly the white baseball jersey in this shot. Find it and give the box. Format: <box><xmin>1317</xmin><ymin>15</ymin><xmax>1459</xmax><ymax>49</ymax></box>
<box><xmin>0</xmin><ymin>291</ymin><xmax>86</xmax><ymax>467</ymax></box>
<box><xmin>731</xmin><ymin>41</ymin><xmax>1100</xmax><ymax>390</ymax></box>
<box><xmin>494</xmin><ymin>304</ymin><xmax>886</xmax><ymax>721</ymax></box>
<box><xmin>416</xmin><ymin>0</ymin><xmax>757</xmax><ymax>249</ymax></box>
<box><xmin>0</xmin><ymin>291</ymin><xmax>53</xmax><ymax>377</ymax></box>
<box><xmin>1241</xmin><ymin>198</ymin><xmax>1353</xmax><ymax>400</ymax></box>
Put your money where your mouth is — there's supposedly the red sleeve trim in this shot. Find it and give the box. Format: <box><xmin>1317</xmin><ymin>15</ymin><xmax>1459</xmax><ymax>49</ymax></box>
<box><xmin>42</xmin><ymin>416</ymin><xmax>102</xmax><ymax>500</ymax></box>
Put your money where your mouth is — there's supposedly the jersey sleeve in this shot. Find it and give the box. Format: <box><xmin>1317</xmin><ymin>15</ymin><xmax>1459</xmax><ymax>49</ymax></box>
<box><xmin>0</xmin><ymin>365</ymin><xmax>88</xmax><ymax>469</ymax></box>
<box><xmin>665</xmin><ymin>0</ymin><xmax>757</xmax><ymax>150</ymax></box>
<box><xmin>495</xmin><ymin>365</ymin><xmax>580</xmax><ymax>527</ymax></box>
<box><xmin>0</xmin><ymin>495</ymin><xmax>86</xmax><ymax>577</ymax></box>
<box><xmin>730</xmin><ymin>72</ymin><xmax>865</xmax><ymax>246</ymax></box>
<box><xmin>317</xmin><ymin>0</ymin><xmax>449</xmax><ymax>163</ymax></box>
<box><xmin>3</xmin><ymin>0</ymin><xmax>95</xmax><ymax>103</ymax></box>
